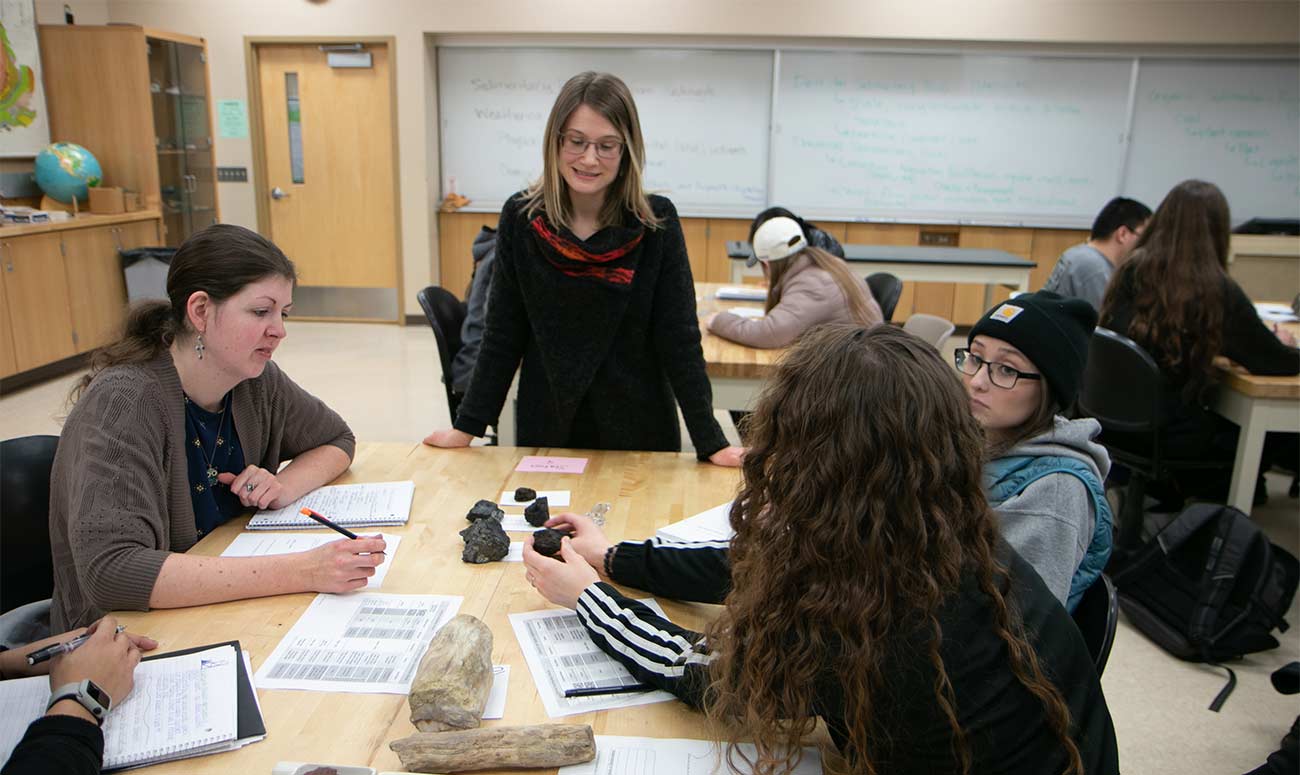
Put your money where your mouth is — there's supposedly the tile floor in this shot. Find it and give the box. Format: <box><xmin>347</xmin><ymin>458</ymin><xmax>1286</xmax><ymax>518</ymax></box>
<box><xmin>2</xmin><ymin>320</ymin><xmax>1297</xmax><ymax>774</ymax></box>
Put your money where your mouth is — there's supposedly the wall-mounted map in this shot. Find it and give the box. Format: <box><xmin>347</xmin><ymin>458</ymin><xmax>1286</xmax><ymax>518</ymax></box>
<box><xmin>0</xmin><ymin>0</ymin><xmax>49</xmax><ymax>157</ymax></box>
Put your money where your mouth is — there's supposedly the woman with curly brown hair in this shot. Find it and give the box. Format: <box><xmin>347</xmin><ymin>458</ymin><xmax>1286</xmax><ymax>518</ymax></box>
<box><xmin>523</xmin><ymin>324</ymin><xmax>1118</xmax><ymax>774</ymax></box>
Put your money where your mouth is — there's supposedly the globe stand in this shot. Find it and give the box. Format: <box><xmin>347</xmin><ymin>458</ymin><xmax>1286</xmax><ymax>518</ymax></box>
<box><xmin>39</xmin><ymin>195</ymin><xmax>79</xmax><ymax>217</ymax></box>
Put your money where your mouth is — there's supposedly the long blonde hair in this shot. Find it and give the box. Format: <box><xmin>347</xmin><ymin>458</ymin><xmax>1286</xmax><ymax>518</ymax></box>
<box><xmin>766</xmin><ymin>246</ymin><xmax>880</xmax><ymax>326</ymax></box>
<box><xmin>521</xmin><ymin>72</ymin><xmax>661</xmax><ymax>232</ymax></box>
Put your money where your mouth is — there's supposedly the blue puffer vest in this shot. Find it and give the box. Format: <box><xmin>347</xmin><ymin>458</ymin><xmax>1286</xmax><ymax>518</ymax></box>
<box><xmin>985</xmin><ymin>454</ymin><xmax>1114</xmax><ymax>612</ymax></box>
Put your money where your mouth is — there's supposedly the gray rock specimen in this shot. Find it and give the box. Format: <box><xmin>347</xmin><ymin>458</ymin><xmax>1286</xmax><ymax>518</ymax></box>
<box><xmin>524</xmin><ymin>496</ymin><xmax>550</xmax><ymax>527</ymax></box>
<box><xmin>460</xmin><ymin>518</ymin><xmax>509</xmax><ymax>563</ymax></box>
<box><xmin>409</xmin><ymin>614</ymin><xmax>494</xmax><ymax>733</ymax></box>
<box><xmin>531</xmin><ymin>528</ymin><xmax>567</xmax><ymax>560</ymax></box>
<box><xmin>466</xmin><ymin>499</ymin><xmax>504</xmax><ymax>523</ymax></box>
<box><xmin>513</xmin><ymin>487</ymin><xmax>537</xmax><ymax>502</ymax></box>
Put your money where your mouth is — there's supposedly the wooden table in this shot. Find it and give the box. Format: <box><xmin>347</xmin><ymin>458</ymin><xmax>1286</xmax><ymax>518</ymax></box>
<box><xmin>113</xmin><ymin>442</ymin><xmax>744</xmax><ymax>774</ymax></box>
<box><xmin>726</xmin><ymin>240</ymin><xmax>1036</xmax><ymax>307</ymax></box>
<box><xmin>1212</xmin><ymin>315</ymin><xmax>1300</xmax><ymax>513</ymax></box>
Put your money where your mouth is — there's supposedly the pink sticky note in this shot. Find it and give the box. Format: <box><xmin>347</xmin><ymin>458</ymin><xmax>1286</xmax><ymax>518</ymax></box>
<box><xmin>515</xmin><ymin>455</ymin><xmax>588</xmax><ymax>474</ymax></box>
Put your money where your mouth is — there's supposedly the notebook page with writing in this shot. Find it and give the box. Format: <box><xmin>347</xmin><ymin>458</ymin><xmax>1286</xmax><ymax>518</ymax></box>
<box><xmin>102</xmin><ymin>644</ymin><xmax>239</xmax><ymax>769</ymax></box>
<box><xmin>246</xmin><ymin>481</ymin><xmax>415</xmax><ymax>530</ymax></box>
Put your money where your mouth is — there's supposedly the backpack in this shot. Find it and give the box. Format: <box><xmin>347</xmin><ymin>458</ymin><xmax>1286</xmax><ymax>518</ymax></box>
<box><xmin>1110</xmin><ymin>502</ymin><xmax>1299</xmax><ymax>711</ymax></box>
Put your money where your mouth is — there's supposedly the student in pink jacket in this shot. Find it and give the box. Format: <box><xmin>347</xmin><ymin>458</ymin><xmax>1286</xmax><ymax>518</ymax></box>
<box><xmin>706</xmin><ymin>216</ymin><xmax>882</xmax><ymax>349</ymax></box>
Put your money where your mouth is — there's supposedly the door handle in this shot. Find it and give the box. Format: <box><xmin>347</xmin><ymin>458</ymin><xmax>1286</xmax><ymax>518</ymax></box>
<box><xmin>2</xmin><ymin>243</ymin><xmax>11</xmax><ymax>272</ymax></box>
<box><xmin>270</xmin><ymin>186</ymin><xmax>291</xmax><ymax>200</ymax></box>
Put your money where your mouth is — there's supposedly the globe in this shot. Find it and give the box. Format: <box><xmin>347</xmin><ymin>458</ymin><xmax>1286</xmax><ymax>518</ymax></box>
<box><xmin>34</xmin><ymin>142</ymin><xmax>102</xmax><ymax>204</ymax></box>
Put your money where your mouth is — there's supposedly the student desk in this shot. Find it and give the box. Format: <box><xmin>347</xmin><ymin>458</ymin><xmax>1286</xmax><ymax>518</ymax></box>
<box><xmin>1211</xmin><ymin>316</ymin><xmax>1300</xmax><ymax>513</ymax></box>
<box><xmin>111</xmin><ymin>442</ymin><xmax>747</xmax><ymax>774</ymax></box>
<box><xmin>725</xmin><ymin>241</ymin><xmax>1037</xmax><ymax>304</ymax></box>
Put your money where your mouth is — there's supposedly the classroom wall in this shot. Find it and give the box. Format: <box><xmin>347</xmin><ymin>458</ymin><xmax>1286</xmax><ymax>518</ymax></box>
<box><xmin>102</xmin><ymin>0</ymin><xmax>1300</xmax><ymax>317</ymax></box>
<box><xmin>35</xmin><ymin>1</ymin><xmax>109</xmax><ymax>26</ymax></box>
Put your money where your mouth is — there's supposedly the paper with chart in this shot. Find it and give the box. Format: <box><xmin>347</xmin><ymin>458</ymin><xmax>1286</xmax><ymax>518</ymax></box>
<box><xmin>221</xmin><ymin>532</ymin><xmax>402</xmax><ymax>588</ymax></box>
<box><xmin>0</xmin><ymin>645</ymin><xmax>240</xmax><ymax>770</ymax></box>
<box><xmin>656</xmin><ymin>502</ymin><xmax>734</xmax><ymax>544</ymax></box>
<box><xmin>510</xmin><ymin>602</ymin><xmax>675</xmax><ymax>718</ymax></box>
<box><xmin>255</xmin><ymin>593</ymin><xmax>461</xmax><ymax>693</ymax></box>
<box><xmin>246</xmin><ymin>481</ymin><xmax>415</xmax><ymax>529</ymax></box>
<box><xmin>560</xmin><ymin>735</ymin><xmax>822</xmax><ymax>775</ymax></box>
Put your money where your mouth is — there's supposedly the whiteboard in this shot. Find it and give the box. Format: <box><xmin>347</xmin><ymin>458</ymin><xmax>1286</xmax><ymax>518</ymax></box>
<box><xmin>437</xmin><ymin>47</ymin><xmax>773</xmax><ymax>215</ymax></box>
<box><xmin>1122</xmin><ymin>59</ymin><xmax>1300</xmax><ymax>222</ymax></box>
<box><xmin>771</xmin><ymin>51</ymin><xmax>1134</xmax><ymax>226</ymax></box>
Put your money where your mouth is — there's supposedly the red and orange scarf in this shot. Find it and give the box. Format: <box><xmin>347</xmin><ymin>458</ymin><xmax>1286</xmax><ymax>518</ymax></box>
<box><xmin>530</xmin><ymin>216</ymin><xmax>644</xmax><ymax>288</ymax></box>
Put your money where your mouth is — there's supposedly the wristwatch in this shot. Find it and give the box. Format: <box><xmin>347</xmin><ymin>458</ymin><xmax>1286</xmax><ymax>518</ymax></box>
<box><xmin>47</xmin><ymin>679</ymin><xmax>112</xmax><ymax>725</ymax></box>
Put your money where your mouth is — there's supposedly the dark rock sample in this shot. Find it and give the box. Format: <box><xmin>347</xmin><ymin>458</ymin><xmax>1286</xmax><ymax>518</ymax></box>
<box><xmin>524</xmin><ymin>496</ymin><xmax>550</xmax><ymax>527</ymax></box>
<box><xmin>460</xmin><ymin>518</ymin><xmax>509</xmax><ymax>563</ymax></box>
<box><xmin>531</xmin><ymin>528</ymin><xmax>567</xmax><ymax>560</ymax></box>
<box><xmin>466</xmin><ymin>499</ymin><xmax>504</xmax><ymax>523</ymax></box>
<box><xmin>513</xmin><ymin>487</ymin><xmax>537</xmax><ymax>502</ymax></box>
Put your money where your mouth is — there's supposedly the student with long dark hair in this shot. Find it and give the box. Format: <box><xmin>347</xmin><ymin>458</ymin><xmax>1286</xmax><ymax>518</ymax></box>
<box><xmin>706</xmin><ymin>215</ymin><xmax>881</xmax><ymax>349</ymax></box>
<box><xmin>957</xmin><ymin>291</ymin><xmax>1113</xmax><ymax>611</ymax></box>
<box><xmin>1099</xmin><ymin>179</ymin><xmax>1299</xmax><ymax>501</ymax></box>
<box><xmin>423</xmin><ymin>72</ymin><xmax>742</xmax><ymax>466</ymax></box>
<box><xmin>524</xmin><ymin>325</ymin><xmax>1118</xmax><ymax>774</ymax></box>
<box><xmin>49</xmin><ymin>224</ymin><xmax>384</xmax><ymax>631</ymax></box>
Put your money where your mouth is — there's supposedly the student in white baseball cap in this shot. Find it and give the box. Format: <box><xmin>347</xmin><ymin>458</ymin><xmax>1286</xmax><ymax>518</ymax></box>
<box><xmin>707</xmin><ymin>215</ymin><xmax>881</xmax><ymax>350</ymax></box>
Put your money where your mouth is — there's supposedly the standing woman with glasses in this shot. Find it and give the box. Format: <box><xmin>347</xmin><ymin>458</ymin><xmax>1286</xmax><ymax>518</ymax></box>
<box><xmin>955</xmin><ymin>291</ymin><xmax>1113</xmax><ymax>611</ymax></box>
<box><xmin>423</xmin><ymin>72</ymin><xmax>742</xmax><ymax>465</ymax></box>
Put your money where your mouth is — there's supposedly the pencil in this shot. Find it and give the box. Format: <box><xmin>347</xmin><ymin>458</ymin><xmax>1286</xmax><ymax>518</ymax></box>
<box><xmin>563</xmin><ymin>683</ymin><xmax>652</xmax><ymax>698</ymax></box>
<box><xmin>299</xmin><ymin>507</ymin><xmax>359</xmax><ymax>539</ymax></box>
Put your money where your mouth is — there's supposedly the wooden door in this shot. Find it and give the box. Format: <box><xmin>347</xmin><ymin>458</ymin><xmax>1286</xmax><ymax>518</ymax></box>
<box><xmin>0</xmin><ymin>265</ymin><xmax>17</xmax><ymax>378</ymax></box>
<box><xmin>62</xmin><ymin>226</ymin><xmax>131</xmax><ymax>353</ymax></box>
<box><xmin>255</xmin><ymin>42</ymin><xmax>400</xmax><ymax>321</ymax></box>
<box><xmin>2</xmin><ymin>235</ymin><xmax>77</xmax><ymax>370</ymax></box>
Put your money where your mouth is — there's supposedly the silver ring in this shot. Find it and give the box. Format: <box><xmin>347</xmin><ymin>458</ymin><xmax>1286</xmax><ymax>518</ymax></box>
<box><xmin>245</xmin><ymin>483</ymin><xmax>256</xmax><ymax>493</ymax></box>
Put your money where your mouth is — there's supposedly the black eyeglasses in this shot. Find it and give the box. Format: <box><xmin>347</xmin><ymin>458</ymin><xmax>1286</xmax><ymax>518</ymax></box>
<box><xmin>557</xmin><ymin>132</ymin><xmax>624</xmax><ymax>160</ymax></box>
<box><xmin>954</xmin><ymin>348</ymin><xmax>1042</xmax><ymax>390</ymax></box>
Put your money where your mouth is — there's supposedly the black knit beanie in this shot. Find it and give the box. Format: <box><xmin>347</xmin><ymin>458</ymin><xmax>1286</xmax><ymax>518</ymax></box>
<box><xmin>967</xmin><ymin>291</ymin><xmax>1098</xmax><ymax>406</ymax></box>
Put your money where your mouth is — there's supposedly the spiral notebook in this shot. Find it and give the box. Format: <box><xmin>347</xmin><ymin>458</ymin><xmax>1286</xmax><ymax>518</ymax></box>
<box><xmin>0</xmin><ymin>640</ymin><xmax>265</xmax><ymax>771</ymax></box>
<box><xmin>245</xmin><ymin>481</ymin><xmax>415</xmax><ymax>530</ymax></box>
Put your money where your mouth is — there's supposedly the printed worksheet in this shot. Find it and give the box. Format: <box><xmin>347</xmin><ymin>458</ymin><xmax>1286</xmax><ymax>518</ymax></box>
<box><xmin>220</xmin><ymin>533</ymin><xmax>401</xmax><ymax>589</ymax></box>
<box><xmin>510</xmin><ymin>603</ymin><xmax>675</xmax><ymax>718</ymax></box>
<box><xmin>560</xmin><ymin>736</ymin><xmax>822</xmax><ymax>775</ymax></box>
<box><xmin>656</xmin><ymin>502</ymin><xmax>734</xmax><ymax>544</ymax></box>
<box><xmin>254</xmin><ymin>593</ymin><xmax>461</xmax><ymax>694</ymax></box>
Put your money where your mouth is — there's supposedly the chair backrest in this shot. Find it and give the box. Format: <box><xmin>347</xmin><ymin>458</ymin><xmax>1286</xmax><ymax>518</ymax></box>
<box><xmin>865</xmin><ymin>272</ymin><xmax>903</xmax><ymax>322</ymax></box>
<box><xmin>1077</xmin><ymin>327</ymin><xmax>1163</xmax><ymax>435</ymax></box>
<box><xmin>901</xmin><ymin>313</ymin><xmax>956</xmax><ymax>349</ymax></box>
<box><xmin>1</xmin><ymin>435</ymin><xmax>59</xmax><ymax>613</ymax></box>
<box><xmin>1071</xmin><ymin>573</ymin><xmax>1119</xmax><ymax>677</ymax></box>
<box><xmin>416</xmin><ymin>286</ymin><xmax>469</xmax><ymax>422</ymax></box>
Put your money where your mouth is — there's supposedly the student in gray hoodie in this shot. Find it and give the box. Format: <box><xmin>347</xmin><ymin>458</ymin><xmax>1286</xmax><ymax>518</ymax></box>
<box><xmin>955</xmin><ymin>291</ymin><xmax>1113</xmax><ymax>611</ymax></box>
<box><xmin>449</xmin><ymin>226</ymin><xmax>498</xmax><ymax>395</ymax></box>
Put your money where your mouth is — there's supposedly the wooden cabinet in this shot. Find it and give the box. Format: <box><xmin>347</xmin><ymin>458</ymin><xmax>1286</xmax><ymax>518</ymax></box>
<box><xmin>0</xmin><ymin>213</ymin><xmax>163</xmax><ymax>382</ymax></box>
<box><xmin>2</xmin><ymin>234</ymin><xmax>77</xmax><ymax>371</ymax></box>
<box><xmin>40</xmin><ymin>25</ymin><xmax>218</xmax><ymax>246</ymax></box>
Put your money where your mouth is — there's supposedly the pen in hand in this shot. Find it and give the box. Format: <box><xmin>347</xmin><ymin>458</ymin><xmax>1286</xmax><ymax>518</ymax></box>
<box><xmin>26</xmin><ymin>625</ymin><xmax>127</xmax><ymax>666</ymax></box>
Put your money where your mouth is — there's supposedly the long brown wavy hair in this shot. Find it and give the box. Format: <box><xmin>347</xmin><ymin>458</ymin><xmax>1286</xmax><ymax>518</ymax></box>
<box><xmin>705</xmin><ymin>324</ymin><xmax>1083</xmax><ymax>775</ymax></box>
<box><xmin>765</xmin><ymin>246</ymin><xmax>881</xmax><ymax>327</ymax></box>
<box><xmin>521</xmin><ymin>71</ymin><xmax>661</xmax><ymax>232</ymax></box>
<box><xmin>1099</xmin><ymin>179</ymin><xmax>1230</xmax><ymax>394</ymax></box>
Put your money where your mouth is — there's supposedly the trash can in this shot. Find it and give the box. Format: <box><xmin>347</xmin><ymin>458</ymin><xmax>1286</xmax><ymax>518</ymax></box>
<box><xmin>119</xmin><ymin>247</ymin><xmax>175</xmax><ymax>303</ymax></box>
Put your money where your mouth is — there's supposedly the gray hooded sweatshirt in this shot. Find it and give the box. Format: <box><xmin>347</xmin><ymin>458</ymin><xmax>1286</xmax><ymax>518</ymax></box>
<box><xmin>983</xmin><ymin>416</ymin><xmax>1112</xmax><ymax>607</ymax></box>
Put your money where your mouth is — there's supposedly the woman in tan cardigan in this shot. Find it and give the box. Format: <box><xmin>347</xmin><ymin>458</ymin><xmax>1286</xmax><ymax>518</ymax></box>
<box><xmin>707</xmin><ymin>215</ymin><xmax>881</xmax><ymax>349</ymax></box>
<box><xmin>48</xmin><ymin>225</ymin><xmax>384</xmax><ymax>630</ymax></box>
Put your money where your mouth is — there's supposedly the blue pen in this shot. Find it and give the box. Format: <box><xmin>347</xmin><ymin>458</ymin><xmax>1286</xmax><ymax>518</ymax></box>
<box><xmin>26</xmin><ymin>625</ymin><xmax>127</xmax><ymax>666</ymax></box>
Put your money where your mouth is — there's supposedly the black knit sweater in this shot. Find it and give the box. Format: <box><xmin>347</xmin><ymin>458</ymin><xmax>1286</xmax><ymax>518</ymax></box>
<box><xmin>454</xmin><ymin>193</ymin><xmax>728</xmax><ymax>458</ymax></box>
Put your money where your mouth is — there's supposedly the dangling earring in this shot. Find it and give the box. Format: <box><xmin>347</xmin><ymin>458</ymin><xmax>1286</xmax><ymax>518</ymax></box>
<box><xmin>194</xmin><ymin>333</ymin><xmax>205</xmax><ymax>360</ymax></box>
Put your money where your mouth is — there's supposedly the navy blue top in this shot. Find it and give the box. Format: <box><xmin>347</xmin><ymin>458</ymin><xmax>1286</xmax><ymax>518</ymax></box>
<box><xmin>183</xmin><ymin>393</ymin><xmax>246</xmax><ymax>538</ymax></box>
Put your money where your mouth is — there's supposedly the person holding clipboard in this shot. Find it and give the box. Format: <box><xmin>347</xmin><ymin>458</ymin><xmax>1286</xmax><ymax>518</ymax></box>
<box><xmin>1</xmin><ymin>616</ymin><xmax>156</xmax><ymax>774</ymax></box>
<box><xmin>423</xmin><ymin>71</ymin><xmax>743</xmax><ymax>466</ymax></box>
<box><xmin>47</xmin><ymin>225</ymin><xmax>386</xmax><ymax>631</ymax></box>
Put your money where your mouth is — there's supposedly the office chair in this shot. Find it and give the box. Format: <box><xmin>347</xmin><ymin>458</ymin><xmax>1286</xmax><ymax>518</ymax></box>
<box><xmin>866</xmin><ymin>272</ymin><xmax>903</xmax><ymax>322</ymax></box>
<box><xmin>1077</xmin><ymin>328</ymin><xmax>1233</xmax><ymax>549</ymax></box>
<box><xmin>902</xmin><ymin>313</ymin><xmax>956</xmax><ymax>350</ymax></box>
<box><xmin>1071</xmin><ymin>573</ymin><xmax>1119</xmax><ymax>676</ymax></box>
<box><xmin>416</xmin><ymin>286</ymin><xmax>469</xmax><ymax>424</ymax></box>
<box><xmin>0</xmin><ymin>434</ymin><xmax>59</xmax><ymax>645</ymax></box>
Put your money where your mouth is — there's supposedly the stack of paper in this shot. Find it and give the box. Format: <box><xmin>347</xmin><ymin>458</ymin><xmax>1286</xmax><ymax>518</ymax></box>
<box><xmin>715</xmin><ymin>286</ymin><xmax>767</xmax><ymax>301</ymax></box>
<box><xmin>655</xmin><ymin>502</ymin><xmax>735</xmax><ymax>544</ymax></box>
<box><xmin>246</xmin><ymin>481</ymin><xmax>414</xmax><ymax>530</ymax></box>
